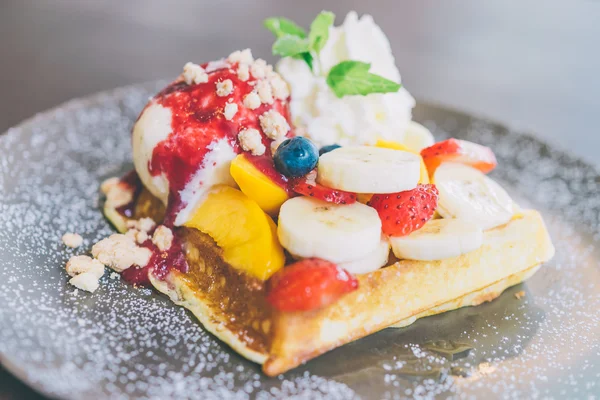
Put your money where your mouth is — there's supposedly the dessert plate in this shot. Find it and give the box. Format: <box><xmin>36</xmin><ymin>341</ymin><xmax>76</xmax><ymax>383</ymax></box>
<box><xmin>0</xmin><ymin>82</ymin><xmax>598</xmax><ymax>399</ymax></box>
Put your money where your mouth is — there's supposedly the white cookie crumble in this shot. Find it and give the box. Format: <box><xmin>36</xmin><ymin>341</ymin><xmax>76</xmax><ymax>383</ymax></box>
<box><xmin>183</xmin><ymin>62</ymin><xmax>208</xmax><ymax>85</ymax></box>
<box><xmin>152</xmin><ymin>225</ymin><xmax>174</xmax><ymax>252</ymax></box>
<box><xmin>243</xmin><ymin>92</ymin><xmax>261</xmax><ymax>110</ymax></box>
<box><xmin>65</xmin><ymin>255</ymin><xmax>105</xmax><ymax>293</ymax></box>
<box><xmin>62</xmin><ymin>233</ymin><xmax>83</xmax><ymax>248</ymax></box>
<box><xmin>215</xmin><ymin>79</ymin><xmax>234</xmax><ymax>97</ymax></box>
<box><xmin>69</xmin><ymin>273</ymin><xmax>101</xmax><ymax>293</ymax></box>
<box><xmin>205</xmin><ymin>59</ymin><xmax>230</xmax><ymax>73</ymax></box>
<box><xmin>270</xmin><ymin>74</ymin><xmax>290</xmax><ymax>100</ymax></box>
<box><xmin>237</xmin><ymin>63</ymin><xmax>250</xmax><ymax>81</ymax></box>
<box><xmin>65</xmin><ymin>255</ymin><xmax>105</xmax><ymax>278</ymax></box>
<box><xmin>92</xmin><ymin>234</ymin><xmax>152</xmax><ymax>273</ymax></box>
<box><xmin>256</xmin><ymin>80</ymin><xmax>274</xmax><ymax>104</ymax></box>
<box><xmin>227</xmin><ymin>49</ymin><xmax>254</xmax><ymax>65</ymax></box>
<box><xmin>100</xmin><ymin>177</ymin><xmax>120</xmax><ymax>195</ymax></box>
<box><xmin>223</xmin><ymin>103</ymin><xmax>238</xmax><ymax>121</ymax></box>
<box><xmin>259</xmin><ymin>110</ymin><xmax>290</xmax><ymax>139</ymax></box>
<box><xmin>126</xmin><ymin>217</ymin><xmax>156</xmax><ymax>233</ymax></box>
<box><xmin>238</xmin><ymin>128</ymin><xmax>266</xmax><ymax>156</ymax></box>
<box><xmin>250</xmin><ymin>59</ymin><xmax>268</xmax><ymax>79</ymax></box>
<box><xmin>105</xmin><ymin>182</ymin><xmax>133</xmax><ymax>208</ymax></box>
<box><xmin>125</xmin><ymin>229</ymin><xmax>149</xmax><ymax>244</ymax></box>
<box><xmin>109</xmin><ymin>272</ymin><xmax>120</xmax><ymax>280</ymax></box>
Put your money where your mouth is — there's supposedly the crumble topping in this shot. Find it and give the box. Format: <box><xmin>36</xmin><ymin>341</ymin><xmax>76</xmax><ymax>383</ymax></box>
<box><xmin>256</xmin><ymin>80</ymin><xmax>274</xmax><ymax>104</ymax></box>
<box><xmin>270</xmin><ymin>74</ymin><xmax>290</xmax><ymax>100</ymax></box>
<box><xmin>205</xmin><ymin>59</ymin><xmax>230</xmax><ymax>73</ymax></box>
<box><xmin>62</xmin><ymin>233</ymin><xmax>83</xmax><ymax>248</ymax></box>
<box><xmin>125</xmin><ymin>228</ymin><xmax>149</xmax><ymax>245</ymax></box>
<box><xmin>126</xmin><ymin>217</ymin><xmax>156</xmax><ymax>233</ymax></box>
<box><xmin>152</xmin><ymin>225</ymin><xmax>174</xmax><ymax>252</ymax></box>
<box><xmin>237</xmin><ymin>63</ymin><xmax>250</xmax><ymax>81</ymax></box>
<box><xmin>69</xmin><ymin>273</ymin><xmax>101</xmax><ymax>293</ymax></box>
<box><xmin>243</xmin><ymin>92</ymin><xmax>261</xmax><ymax>110</ymax></box>
<box><xmin>182</xmin><ymin>62</ymin><xmax>209</xmax><ymax>85</ymax></box>
<box><xmin>250</xmin><ymin>59</ymin><xmax>268</xmax><ymax>79</ymax></box>
<box><xmin>227</xmin><ymin>49</ymin><xmax>254</xmax><ymax>65</ymax></box>
<box><xmin>259</xmin><ymin>110</ymin><xmax>290</xmax><ymax>139</ymax></box>
<box><xmin>66</xmin><ymin>255</ymin><xmax>105</xmax><ymax>279</ymax></box>
<box><xmin>238</xmin><ymin>128</ymin><xmax>266</xmax><ymax>156</ymax></box>
<box><xmin>215</xmin><ymin>79</ymin><xmax>234</xmax><ymax>97</ymax></box>
<box><xmin>92</xmin><ymin>234</ymin><xmax>152</xmax><ymax>273</ymax></box>
<box><xmin>223</xmin><ymin>103</ymin><xmax>238</xmax><ymax>121</ymax></box>
<box><xmin>65</xmin><ymin>255</ymin><xmax>105</xmax><ymax>293</ymax></box>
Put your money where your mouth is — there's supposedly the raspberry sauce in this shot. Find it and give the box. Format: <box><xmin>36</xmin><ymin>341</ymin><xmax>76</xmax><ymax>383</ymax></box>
<box><xmin>245</xmin><ymin>153</ymin><xmax>294</xmax><ymax>196</ymax></box>
<box><xmin>148</xmin><ymin>62</ymin><xmax>292</xmax><ymax>225</ymax></box>
<box><xmin>115</xmin><ymin>170</ymin><xmax>143</xmax><ymax>218</ymax></box>
<box><xmin>121</xmin><ymin>229</ymin><xmax>188</xmax><ymax>285</ymax></box>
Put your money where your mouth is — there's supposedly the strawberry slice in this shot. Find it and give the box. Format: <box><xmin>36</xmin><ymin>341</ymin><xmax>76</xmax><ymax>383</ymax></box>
<box><xmin>369</xmin><ymin>184</ymin><xmax>438</xmax><ymax>237</ymax></box>
<box><xmin>420</xmin><ymin>138</ymin><xmax>497</xmax><ymax>174</ymax></box>
<box><xmin>266</xmin><ymin>258</ymin><xmax>359</xmax><ymax>312</ymax></box>
<box><xmin>291</xmin><ymin>172</ymin><xmax>357</xmax><ymax>205</ymax></box>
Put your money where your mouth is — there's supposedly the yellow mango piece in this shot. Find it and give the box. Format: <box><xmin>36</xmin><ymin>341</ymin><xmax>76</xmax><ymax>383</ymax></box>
<box><xmin>184</xmin><ymin>185</ymin><xmax>285</xmax><ymax>280</ymax></box>
<box><xmin>357</xmin><ymin>193</ymin><xmax>373</xmax><ymax>204</ymax></box>
<box><xmin>230</xmin><ymin>154</ymin><xmax>289</xmax><ymax>216</ymax></box>
<box><xmin>375</xmin><ymin>139</ymin><xmax>430</xmax><ymax>184</ymax></box>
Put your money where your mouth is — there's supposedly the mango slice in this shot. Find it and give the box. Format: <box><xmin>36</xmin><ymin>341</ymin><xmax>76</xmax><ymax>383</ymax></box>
<box><xmin>230</xmin><ymin>154</ymin><xmax>290</xmax><ymax>216</ymax></box>
<box><xmin>375</xmin><ymin>139</ymin><xmax>430</xmax><ymax>184</ymax></box>
<box><xmin>184</xmin><ymin>185</ymin><xmax>285</xmax><ymax>280</ymax></box>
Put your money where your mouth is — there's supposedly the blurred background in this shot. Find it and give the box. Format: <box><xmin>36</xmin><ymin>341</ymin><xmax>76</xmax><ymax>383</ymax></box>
<box><xmin>0</xmin><ymin>0</ymin><xmax>598</xmax><ymax>397</ymax></box>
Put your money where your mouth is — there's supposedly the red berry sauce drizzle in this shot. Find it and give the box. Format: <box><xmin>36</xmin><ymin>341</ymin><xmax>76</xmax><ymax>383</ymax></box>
<box><xmin>148</xmin><ymin>62</ymin><xmax>292</xmax><ymax>225</ymax></box>
<box><xmin>116</xmin><ymin>60</ymin><xmax>293</xmax><ymax>285</ymax></box>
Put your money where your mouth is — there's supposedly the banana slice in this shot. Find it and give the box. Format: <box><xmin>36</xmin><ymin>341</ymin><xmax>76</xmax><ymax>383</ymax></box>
<box><xmin>278</xmin><ymin>197</ymin><xmax>382</xmax><ymax>263</ymax></box>
<box><xmin>403</xmin><ymin>121</ymin><xmax>435</xmax><ymax>152</ymax></box>
<box><xmin>338</xmin><ymin>236</ymin><xmax>390</xmax><ymax>275</ymax></box>
<box><xmin>389</xmin><ymin>218</ymin><xmax>483</xmax><ymax>261</ymax></box>
<box><xmin>433</xmin><ymin>163</ymin><xmax>514</xmax><ymax>230</ymax></box>
<box><xmin>317</xmin><ymin>146</ymin><xmax>421</xmax><ymax>194</ymax></box>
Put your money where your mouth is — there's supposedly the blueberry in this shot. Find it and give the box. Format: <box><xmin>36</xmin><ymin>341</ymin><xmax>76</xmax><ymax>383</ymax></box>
<box><xmin>319</xmin><ymin>144</ymin><xmax>341</xmax><ymax>156</ymax></box>
<box><xmin>273</xmin><ymin>137</ymin><xmax>319</xmax><ymax>177</ymax></box>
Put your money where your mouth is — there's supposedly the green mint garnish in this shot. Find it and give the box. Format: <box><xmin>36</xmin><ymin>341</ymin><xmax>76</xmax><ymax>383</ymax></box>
<box><xmin>272</xmin><ymin>35</ymin><xmax>310</xmax><ymax>57</ymax></box>
<box><xmin>308</xmin><ymin>11</ymin><xmax>335</xmax><ymax>55</ymax></box>
<box><xmin>264</xmin><ymin>17</ymin><xmax>307</xmax><ymax>39</ymax></box>
<box><xmin>326</xmin><ymin>61</ymin><xmax>401</xmax><ymax>98</ymax></box>
<box><xmin>264</xmin><ymin>11</ymin><xmax>400</xmax><ymax>97</ymax></box>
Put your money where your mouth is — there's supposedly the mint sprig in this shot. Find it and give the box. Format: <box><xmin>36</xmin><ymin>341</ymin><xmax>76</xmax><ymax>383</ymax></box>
<box><xmin>264</xmin><ymin>11</ymin><xmax>401</xmax><ymax>97</ymax></box>
<box><xmin>327</xmin><ymin>61</ymin><xmax>401</xmax><ymax>98</ymax></box>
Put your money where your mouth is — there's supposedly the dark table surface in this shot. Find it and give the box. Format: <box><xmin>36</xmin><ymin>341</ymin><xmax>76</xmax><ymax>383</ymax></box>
<box><xmin>1</xmin><ymin>1</ymin><xmax>599</xmax><ymax>398</ymax></box>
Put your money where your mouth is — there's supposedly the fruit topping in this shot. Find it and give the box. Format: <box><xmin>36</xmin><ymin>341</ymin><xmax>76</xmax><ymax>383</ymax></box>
<box><xmin>273</xmin><ymin>137</ymin><xmax>319</xmax><ymax>177</ymax></box>
<box><xmin>266</xmin><ymin>258</ymin><xmax>358</xmax><ymax>312</ymax></box>
<box><xmin>291</xmin><ymin>171</ymin><xmax>357</xmax><ymax>205</ymax></box>
<box><xmin>421</xmin><ymin>138</ymin><xmax>497</xmax><ymax>174</ymax></box>
<box><xmin>433</xmin><ymin>163</ymin><xmax>513</xmax><ymax>230</ymax></box>
<box><xmin>317</xmin><ymin>146</ymin><xmax>421</xmax><ymax>193</ymax></box>
<box><xmin>277</xmin><ymin>196</ymin><xmax>381</xmax><ymax>263</ymax></box>
<box><xmin>337</xmin><ymin>236</ymin><xmax>390</xmax><ymax>275</ymax></box>
<box><xmin>368</xmin><ymin>184</ymin><xmax>439</xmax><ymax>237</ymax></box>
<box><xmin>402</xmin><ymin>121</ymin><xmax>435</xmax><ymax>152</ymax></box>
<box><xmin>319</xmin><ymin>144</ymin><xmax>342</xmax><ymax>156</ymax></box>
<box><xmin>375</xmin><ymin>139</ymin><xmax>430</xmax><ymax>184</ymax></box>
<box><xmin>230</xmin><ymin>153</ymin><xmax>290</xmax><ymax>215</ymax></box>
<box><xmin>389</xmin><ymin>218</ymin><xmax>483</xmax><ymax>261</ymax></box>
<box><xmin>184</xmin><ymin>185</ymin><xmax>285</xmax><ymax>280</ymax></box>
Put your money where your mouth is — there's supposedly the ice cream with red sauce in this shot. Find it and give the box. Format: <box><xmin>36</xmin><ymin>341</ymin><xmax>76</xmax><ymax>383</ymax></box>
<box><xmin>132</xmin><ymin>50</ymin><xmax>293</xmax><ymax>226</ymax></box>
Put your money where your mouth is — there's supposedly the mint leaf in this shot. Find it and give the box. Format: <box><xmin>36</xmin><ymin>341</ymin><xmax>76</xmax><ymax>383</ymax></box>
<box><xmin>293</xmin><ymin>52</ymin><xmax>314</xmax><ymax>71</ymax></box>
<box><xmin>272</xmin><ymin>35</ymin><xmax>310</xmax><ymax>57</ymax></box>
<box><xmin>308</xmin><ymin>11</ymin><xmax>335</xmax><ymax>55</ymax></box>
<box><xmin>264</xmin><ymin>17</ymin><xmax>306</xmax><ymax>38</ymax></box>
<box><xmin>326</xmin><ymin>61</ymin><xmax>401</xmax><ymax>98</ymax></box>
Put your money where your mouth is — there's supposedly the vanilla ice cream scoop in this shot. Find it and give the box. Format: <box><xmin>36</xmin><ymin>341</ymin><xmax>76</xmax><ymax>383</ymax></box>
<box><xmin>276</xmin><ymin>12</ymin><xmax>416</xmax><ymax>148</ymax></box>
<box><xmin>132</xmin><ymin>52</ymin><xmax>292</xmax><ymax>226</ymax></box>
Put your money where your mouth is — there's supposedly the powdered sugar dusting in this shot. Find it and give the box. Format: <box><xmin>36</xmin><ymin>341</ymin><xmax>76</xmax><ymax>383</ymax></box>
<box><xmin>0</xmin><ymin>84</ymin><xmax>598</xmax><ymax>399</ymax></box>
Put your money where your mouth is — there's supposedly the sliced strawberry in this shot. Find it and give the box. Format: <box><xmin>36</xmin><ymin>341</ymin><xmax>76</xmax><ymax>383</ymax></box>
<box><xmin>420</xmin><ymin>138</ymin><xmax>497</xmax><ymax>174</ymax></box>
<box><xmin>369</xmin><ymin>184</ymin><xmax>438</xmax><ymax>237</ymax></box>
<box><xmin>266</xmin><ymin>258</ymin><xmax>359</xmax><ymax>312</ymax></box>
<box><xmin>291</xmin><ymin>172</ymin><xmax>357</xmax><ymax>205</ymax></box>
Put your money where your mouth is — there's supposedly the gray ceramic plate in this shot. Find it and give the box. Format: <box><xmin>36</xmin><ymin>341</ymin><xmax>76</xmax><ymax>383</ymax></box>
<box><xmin>0</xmin><ymin>82</ymin><xmax>599</xmax><ymax>400</ymax></box>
